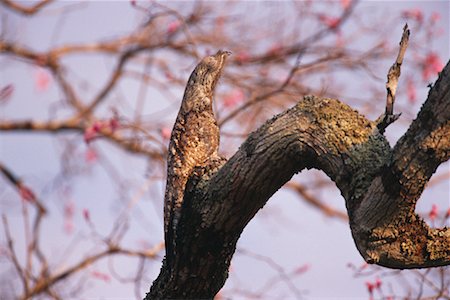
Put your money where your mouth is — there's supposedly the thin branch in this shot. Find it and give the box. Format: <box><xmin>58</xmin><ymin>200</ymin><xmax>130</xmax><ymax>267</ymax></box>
<box><xmin>0</xmin><ymin>119</ymin><xmax>164</xmax><ymax>159</ymax></box>
<box><xmin>0</xmin><ymin>162</ymin><xmax>47</xmax><ymax>214</ymax></box>
<box><xmin>219</xmin><ymin>53</ymin><xmax>342</xmax><ymax>126</ymax></box>
<box><xmin>2</xmin><ymin>215</ymin><xmax>28</xmax><ymax>294</ymax></box>
<box><xmin>377</xmin><ymin>23</ymin><xmax>410</xmax><ymax>133</ymax></box>
<box><xmin>79</xmin><ymin>46</ymin><xmax>152</xmax><ymax>118</ymax></box>
<box><xmin>0</xmin><ymin>167</ymin><xmax>48</xmax><ymax>295</ymax></box>
<box><xmin>286</xmin><ymin>182</ymin><xmax>348</xmax><ymax>221</ymax></box>
<box><xmin>1</xmin><ymin>0</ymin><xmax>53</xmax><ymax>15</ymax></box>
<box><xmin>0</xmin><ymin>118</ymin><xmax>82</xmax><ymax>132</ymax></box>
<box><xmin>229</xmin><ymin>0</ymin><xmax>358</xmax><ymax>66</ymax></box>
<box><xmin>25</xmin><ymin>243</ymin><xmax>163</xmax><ymax>298</ymax></box>
<box><xmin>237</xmin><ymin>248</ymin><xmax>303</xmax><ymax>299</ymax></box>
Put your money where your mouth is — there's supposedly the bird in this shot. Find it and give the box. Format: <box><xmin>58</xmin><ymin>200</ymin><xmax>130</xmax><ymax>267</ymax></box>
<box><xmin>164</xmin><ymin>50</ymin><xmax>231</xmax><ymax>265</ymax></box>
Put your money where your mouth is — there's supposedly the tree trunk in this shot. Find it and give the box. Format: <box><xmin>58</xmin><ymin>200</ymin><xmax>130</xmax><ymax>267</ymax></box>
<box><xmin>145</xmin><ymin>61</ymin><xmax>450</xmax><ymax>299</ymax></box>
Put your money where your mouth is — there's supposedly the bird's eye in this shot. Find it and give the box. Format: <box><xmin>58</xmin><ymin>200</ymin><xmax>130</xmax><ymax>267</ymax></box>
<box><xmin>203</xmin><ymin>57</ymin><xmax>217</xmax><ymax>71</ymax></box>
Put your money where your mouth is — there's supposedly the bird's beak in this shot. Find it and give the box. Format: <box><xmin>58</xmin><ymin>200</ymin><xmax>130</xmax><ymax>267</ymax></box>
<box><xmin>218</xmin><ymin>50</ymin><xmax>232</xmax><ymax>57</ymax></box>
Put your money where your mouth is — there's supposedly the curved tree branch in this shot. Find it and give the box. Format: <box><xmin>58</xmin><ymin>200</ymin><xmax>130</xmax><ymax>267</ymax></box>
<box><xmin>352</xmin><ymin>59</ymin><xmax>450</xmax><ymax>269</ymax></box>
<box><xmin>146</xmin><ymin>58</ymin><xmax>450</xmax><ymax>298</ymax></box>
<box><xmin>1</xmin><ymin>0</ymin><xmax>53</xmax><ymax>16</ymax></box>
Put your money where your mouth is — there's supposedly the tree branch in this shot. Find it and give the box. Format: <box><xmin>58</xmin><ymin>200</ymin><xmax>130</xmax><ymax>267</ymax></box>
<box><xmin>0</xmin><ymin>119</ymin><xmax>164</xmax><ymax>159</ymax></box>
<box><xmin>1</xmin><ymin>0</ymin><xmax>53</xmax><ymax>15</ymax></box>
<box><xmin>352</xmin><ymin>59</ymin><xmax>450</xmax><ymax>269</ymax></box>
<box><xmin>148</xmin><ymin>95</ymin><xmax>390</xmax><ymax>298</ymax></box>
<box><xmin>25</xmin><ymin>243</ymin><xmax>163</xmax><ymax>299</ymax></box>
<box><xmin>0</xmin><ymin>162</ymin><xmax>47</xmax><ymax>214</ymax></box>
<box><xmin>377</xmin><ymin>23</ymin><xmax>409</xmax><ymax>133</ymax></box>
<box><xmin>286</xmin><ymin>182</ymin><xmax>348</xmax><ymax>221</ymax></box>
<box><xmin>147</xmin><ymin>61</ymin><xmax>450</xmax><ymax>298</ymax></box>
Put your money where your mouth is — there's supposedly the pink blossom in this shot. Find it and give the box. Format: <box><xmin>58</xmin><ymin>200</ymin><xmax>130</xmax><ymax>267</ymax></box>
<box><xmin>92</xmin><ymin>121</ymin><xmax>103</xmax><ymax>132</ymax></box>
<box><xmin>318</xmin><ymin>14</ymin><xmax>341</xmax><ymax>30</ymax></box>
<box><xmin>402</xmin><ymin>8</ymin><xmax>424</xmax><ymax>23</ymax></box>
<box><xmin>19</xmin><ymin>184</ymin><xmax>36</xmax><ymax>203</ymax></box>
<box><xmin>161</xmin><ymin>127</ymin><xmax>172</xmax><ymax>140</ymax></box>
<box><xmin>236</xmin><ymin>51</ymin><xmax>250</xmax><ymax>64</ymax></box>
<box><xmin>84</xmin><ymin>127</ymin><xmax>98</xmax><ymax>144</ymax></box>
<box><xmin>429</xmin><ymin>204</ymin><xmax>438</xmax><ymax>221</ymax></box>
<box><xmin>109</xmin><ymin>117</ymin><xmax>120</xmax><ymax>132</ymax></box>
<box><xmin>64</xmin><ymin>220</ymin><xmax>73</xmax><ymax>234</ymax></box>
<box><xmin>223</xmin><ymin>89</ymin><xmax>244</xmax><ymax>108</ymax></box>
<box><xmin>335</xmin><ymin>31</ymin><xmax>344</xmax><ymax>48</ymax></box>
<box><xmin>64</xmin><ymin>201</ymin><xmax>75</xmax><ymax>234</ymax></box>
<box><xmin>64</xmin><ymin>201</ymin><xmax>74</xmax><ymax>218</ymax></box>
<box><xmin>365</xmin><ymin>278</ymin><xmax>382</xmax><ymax>298</ymax></box>
<box><xmin>266</xmin><ymin>43</ymin><xmax>283</xmax><ymax>57</ymax></box>
<box><xmin>293</xmin><ymin>264</ymin><xmax>310</xmax><ymax>274</ymax></box>
<box><xmin>84</xmin><ymin>121</ymin><xmax>106</xmax><ymax>144</ymax></box>
<box><xmin>165</xmin><ymin>70</ymin><xmax>175</xmax><ymax>81</ymax></box>
<box><xmin>91</xmin><ymin>270</ymin><xmax>111</xmax><ymax>282</ymax></box>
<box><xmin>374</xmin><ymin>277</ymin><xmax>382</xmax><ymax>289</ymax></box>
<box><xmin>167</xmin><ymin>20</ymin><xmax>181</xmax><ymax>35</ymax></box>
<box><xmin>82</xmin><ymin>208</ymin><xmax>90</xmax><ymax>222</ymax></box>
<box><xmin>340</xmin><ymin>0</ymin><xmax>351</xmax><ymax>9</ymax></box>
<box><xmin>421</xmin><ymin>52</ymin><xmax>444</xmax><ymax>81</ymax></box>
<box><xmin>130</xmin><ymin>0</ymin><xmax>136</xmax><ymax>6</ymax></box>
<box><xmin>85</xmin><ymin>148</ymin><xmax>98</xmax><ymax>163</ymax></box>
<box><xmin>35</xmin><ymin>68</ymin><xmax>51</xmax><ymax>92</ymax></box>
<box><xmin>406</xmin><ymin>78</ymin><xmax>417</xmax><ymax>103</ymax></box>
<box><xmin>0</xmin><ymin>84</ymin><xmax>14</xmax><ymax>103</ymax></box>
<box><xmin>430</xmin><ymin>12</ymin><xmax>441</xmax><ymax>23</ymax></box>
<box><xmin>365</xmin><ymin>281</ymin><xmax>374</xmax><ymax>294</ymax></box>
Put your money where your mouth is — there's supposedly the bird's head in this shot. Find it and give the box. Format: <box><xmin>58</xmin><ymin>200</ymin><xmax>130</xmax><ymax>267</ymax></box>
<box><xmin>201</xmin><ymin>50</ymin><xmax>231</xmax><ymax>76</ymax></box>
<box><xmin>187</xmin><ymin>50</ymin><xmax>231</xmax><ymax>97</ymax></box>
<box><xmin>184</xmin><ymin>50</ymin><xmax>231</xmax><ymax>108</ymax></box>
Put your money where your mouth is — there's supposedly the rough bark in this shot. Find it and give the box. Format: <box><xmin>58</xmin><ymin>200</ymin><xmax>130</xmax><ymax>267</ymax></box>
<box><xmin>145</xmin><ymin>60</ymin><xmax>450</xmax><ymax>299</ymax></box>
<box><xmin>164</xmin><ymin>50</ymin><xmax>230</xmax><ymax>269</ymax></box>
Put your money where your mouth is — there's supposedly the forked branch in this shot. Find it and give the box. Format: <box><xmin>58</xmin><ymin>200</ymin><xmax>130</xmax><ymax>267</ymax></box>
<box><xmin>147</xmin><ymin>29</ymin><xmax>449</xmax><ymax>299</ymax></box>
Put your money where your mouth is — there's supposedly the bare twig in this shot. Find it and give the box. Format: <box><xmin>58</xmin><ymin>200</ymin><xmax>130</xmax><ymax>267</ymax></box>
<box><xmin>1</xmin><ymin>0</ymin><xmax>53</xmax><ymax>15</ymax></box>
<box><xmin>2</xmin><ymin>215</ymin><xmax>29</xmax><ymax>294</ymax></box>
<box><xmin>286</xmin><ymin>182</ymin><xmax>348</xmax><ymax>221</ymax></box>
<box><xmin>24</xmin><ymin>243</ymin><xmax>163</xmax><ymax>298</ymax></box>
<box><xmin>219</xmin><ymin>53</ymin><xmax>342</xmax><ymax>126</ymax></box>
<box><xmin>0</xmin><ymin>163</ymin><xmax>47</xmax><ymax>214</ymax></box>
<box><xmin>377</xmin><ymin>24</ymin><xmax>410</xmax><ymax>133</ymax></box>
<box><xmin>79</xmin><ymin>46</ymin><xmax>153</xmax><ymax>117</ymax></box>
<box><xmin>0</xmin><ymin>120</ymin><xmax>164</xmax><ymax>159</ymax></box>
<box><xmin>236</xmin><ymin>248</ymin><xmax>304</xmax><ymax>299</ymax></box>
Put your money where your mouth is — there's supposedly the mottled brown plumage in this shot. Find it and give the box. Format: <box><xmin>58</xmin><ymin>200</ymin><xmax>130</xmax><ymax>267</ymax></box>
<box><xmin>164</xmin><ymin>50</ymin><xmax>231</xmax><ymax>262</ymax></box>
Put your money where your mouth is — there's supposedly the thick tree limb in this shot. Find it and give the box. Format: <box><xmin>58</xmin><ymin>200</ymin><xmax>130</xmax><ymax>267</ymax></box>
<box><xmin>147</xmin><ymin>60</ymin><xmax>450</xmax><ymax>298</ymax></box>
<box><xmin>352</xmin><ymin>59</ymin><xmax>450</xmax><ymax>269</ymax></box>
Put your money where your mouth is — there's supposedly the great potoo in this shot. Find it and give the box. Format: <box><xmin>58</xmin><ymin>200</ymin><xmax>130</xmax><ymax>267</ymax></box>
<box><xmin>164</xmin><ymin>50</ymin><xmax>231</xmax><ymax>263</ymax></box>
